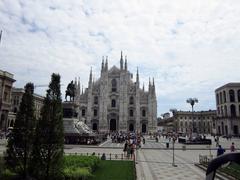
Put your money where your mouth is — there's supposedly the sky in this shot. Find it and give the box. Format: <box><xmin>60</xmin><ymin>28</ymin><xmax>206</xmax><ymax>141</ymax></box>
<box><xmin>1</xmin><ymin>0</ymin><xmax>240</xmax><ymax>116</ymax></box>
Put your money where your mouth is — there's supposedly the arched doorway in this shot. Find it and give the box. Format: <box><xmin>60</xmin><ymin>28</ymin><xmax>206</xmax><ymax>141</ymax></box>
<box><xmin>129</xmin><ymin>124</ymin><xmax>134</xmax><ymax>132</ymax></box>
<box><xmin>142</xmin><ymin>124</ymin><xmax>146</xmax><ymax>133</ymax></box>
<box><xmin>92</xmin><ymin>123</ymin><xmax>98</xmax><ymax>131</ymax></box>
<box><xmin>110</xmin><ymin>119</ymin><xmax>116</xmax><ymax>131</ymax></box>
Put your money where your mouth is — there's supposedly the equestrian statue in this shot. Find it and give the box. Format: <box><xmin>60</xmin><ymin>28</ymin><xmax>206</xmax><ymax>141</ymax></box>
<box><xmin>65</xmin><ymin>80</ymin><xmax>75</xmax><ymax>101</ymax></box>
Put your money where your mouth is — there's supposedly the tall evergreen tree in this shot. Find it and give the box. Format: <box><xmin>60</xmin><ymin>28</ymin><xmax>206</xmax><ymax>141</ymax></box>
<box><xmin>5</xmin><ymin>83</ymin><xmax>36</xmax><ymax>179</ymax></box>
<box><xmin>31</xmin><ymin>73</ymin><xmax>64</xmax><ymax>180</ymax></box>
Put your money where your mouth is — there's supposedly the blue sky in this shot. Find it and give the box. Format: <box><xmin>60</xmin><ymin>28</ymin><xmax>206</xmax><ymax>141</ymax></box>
<box><xmin>1</xmin><ymin>0</ymin><xmax>240</xmax><ymax>116</ymax></box>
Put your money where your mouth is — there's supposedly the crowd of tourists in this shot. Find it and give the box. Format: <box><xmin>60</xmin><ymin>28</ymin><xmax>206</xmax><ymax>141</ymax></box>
<box><xmin>110</xmin><ymin>132</ymin><xmax>129</xmax><ymax>143</ymax></box>
<box><xmin>122</xmin><ymin>134</ymin><xmax>142</xmax><ymax>160</ymax></box>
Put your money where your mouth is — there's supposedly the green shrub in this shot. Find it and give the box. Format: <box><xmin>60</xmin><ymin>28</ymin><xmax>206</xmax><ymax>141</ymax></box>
<box><xmin>63</xmin><ymin>155</ymin><xmax>100</xmax><ymax>180</ymax></box>
<box><xmin>0</xmin><ymin>169</ymin><xmax>18</xmax><ymax>180</ymax></box>
<box><xmin>64</xmin><ymin>155</ymin><xmax>100</xmax><ymax>172</ymax></box>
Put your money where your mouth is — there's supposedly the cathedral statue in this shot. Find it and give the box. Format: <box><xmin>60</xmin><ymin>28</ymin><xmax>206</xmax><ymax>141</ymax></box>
<box><xmin>65</xmin><ymin>80</ymin><xmax>75</xmax><ymax>101</ymax></box>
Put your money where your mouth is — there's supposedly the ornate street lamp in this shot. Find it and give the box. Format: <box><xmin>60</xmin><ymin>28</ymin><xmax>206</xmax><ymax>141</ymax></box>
<box><xmin>186</xmin><ymin>98</ymin><xmax>198</xmax><ymax>137</ymax></box>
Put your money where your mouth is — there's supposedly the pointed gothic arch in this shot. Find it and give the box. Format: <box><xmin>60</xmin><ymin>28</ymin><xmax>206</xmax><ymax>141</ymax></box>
<box><xmin>111</xmin><ymin>99</ymin><xmax>116</xmax><ymax>107</ymax></box>
<box><xmin>111</xmin><ymin>79</ymin><xmax>117</xmax><ymax>92</ymax></box>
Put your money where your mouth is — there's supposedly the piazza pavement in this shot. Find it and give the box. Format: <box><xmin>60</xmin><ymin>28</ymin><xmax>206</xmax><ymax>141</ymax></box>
<box><xmin>0</xmin><ymin>135</ymin><xmax>239</xmax><ymax>179</ymax></box>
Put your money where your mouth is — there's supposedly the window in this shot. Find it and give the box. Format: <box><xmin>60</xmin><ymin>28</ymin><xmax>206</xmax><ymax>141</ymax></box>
<box><xmin>142</xmin><ymin>109</ymin><xmax>146</xmax><ymax>117</ymax></box>
<box><xmin>224</xmin><ymin>105</ymin><xmax>227</xmax><ymax>116</ymax></box>
<box><xmin>112</xmin><ymin>79</ymin><xmax>117</xmax><ymax>92</ymax></box>
<box><xmin>239</xmin><ymin>105</ymin><xmax>240</xmax><ymax>116</ymax></box>
<box><xmin>230</xmin><ymin>104</ymin><xmax>236</xmax><ymax>117</ymax></box>
<box><xmin>229</xmin><ymin>89</ymin><xmax>235</xmax><ymax>102</ymax></box>
<box><xmin>94</xmin><ymin>109</ymin><xmax>98</xmax><ymax>116</ymax></box>
<box><xmin>94</xmin><ymin>96</ymin><xmax>98</xmax><ymax>104</ymax></box>
<box><xmin>220</xmin><ymin>92</ymin><xmax>223</xmax><ymax>104</ymax></box>
<box><xmin>4</xmin><ymin>92</ymin><xmax>8</xmax><ymax>101</ymax></box>
<box><xmin>223</xmin><ymin>91</ymin><xmax>226</xmax><ymax>103</ymax></box>
<box><xmin>216</xmin><ymin>94</ymin><xmax>219</xmax><ymax>105</ymax></box>
<box><xmin>129</xmin><ymin>109</ymin><xmax>134</xmax><ymax>117</ymax></box>
<box><xmin>111</xmin><ymin>99</ymin><xmax>116</xmax><ymax>107</ymax></box>
<box><xmin>129</xmin><ymin>96</ymin><xmax>134</xmax><ymax>105</ymax></box>
<box><xmin>82</xmin><ymin>109</ymin><xmax>86</xmax><ymax>116</ymax></box>
<box><xmin>238</xmin><ymin>90</ymin><xmax>240</xmax><ymax>102</ymax></box>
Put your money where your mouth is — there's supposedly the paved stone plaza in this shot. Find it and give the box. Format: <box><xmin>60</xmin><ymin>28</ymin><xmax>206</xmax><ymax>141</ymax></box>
<box><xmin>100</xmin><ymin>136</ymin><xmax>239</xmax><ymax>179</ymax></box>
<box><xmin>0</xmin><ymin>136</ymin><xmax>239</xmax><ymax>179</ymax></box>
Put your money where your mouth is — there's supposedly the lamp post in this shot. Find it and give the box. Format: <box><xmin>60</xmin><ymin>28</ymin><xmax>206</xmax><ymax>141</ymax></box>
<box><xmin>169</xmin><ymin>108</ymin><xmax>177</xmax><ymax>167</ymax></box>
<box><xmin>172</xmin><ymin>137</ymin><xmax>177</xmax><ymax>167</ymax></box>
<box><xmin>186</xmin><ymin>98</ymin><xmax>198</xmax><ymax>140</ymax></box>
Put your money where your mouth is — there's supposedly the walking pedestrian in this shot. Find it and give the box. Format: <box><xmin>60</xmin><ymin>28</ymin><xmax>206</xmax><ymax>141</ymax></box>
<box><xmin>127</xmin><ymin>143</ymin><xmax>131</xmax><ymax>159</ymax></box>
<box><xmin>130</xmin><ymin>143</ymin><xmax>135</xmax><ymax>160</ymax></box>
<box><xmin>230</xmin><ymin>142</ymin><xmax>236</xmax><ymax>152</ymax></box>
<box><xmin>217</xmin><ymin>145</ymin><xmax>225</xmax><ymax>156</ymax></box>
<box><xmin>216</xmin><ymin>136</ymin><xmax>219</xmax><ymax>147</ymax></box>
<box><xmin>123</xmin><ymin>141</ymin><xmax>128</xmax><ymax>156</ymax></box>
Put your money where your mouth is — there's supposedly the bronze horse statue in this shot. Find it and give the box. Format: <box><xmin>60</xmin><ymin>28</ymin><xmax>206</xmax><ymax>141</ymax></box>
<box><xmin>65</xmin><ymin>80</ymin><xmax>75</xmax><ymax>101</ymax></box>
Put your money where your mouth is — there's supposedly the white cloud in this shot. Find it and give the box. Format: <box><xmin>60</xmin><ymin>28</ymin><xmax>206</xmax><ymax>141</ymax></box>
<box><xmin>1</xmin><ymin>0</ymin><xmax>240</xmax><ymax>115</ymax></box>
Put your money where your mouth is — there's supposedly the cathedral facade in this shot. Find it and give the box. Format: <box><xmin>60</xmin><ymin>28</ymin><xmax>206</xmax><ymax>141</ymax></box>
<box><xmin>74</xmin><ymin>52</ymin><xmax>157</xmax><ymax>133</ymax></box>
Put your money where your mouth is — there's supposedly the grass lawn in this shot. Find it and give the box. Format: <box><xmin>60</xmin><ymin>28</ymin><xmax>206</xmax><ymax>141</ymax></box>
<box><xmin>220</xmin><ymin>163</ymin><xmax>240</xmax><ymax>180</ymax></box>
<box><xmin>90</xmin><ymin>160</ymin><xmax>135</xmax><ymax>180</ymax></box>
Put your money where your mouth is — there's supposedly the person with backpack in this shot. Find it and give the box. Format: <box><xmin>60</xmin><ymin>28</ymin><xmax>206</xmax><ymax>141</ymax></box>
<box><xmin>217</xmin><ymin>145</ymin><xmax>225</xmax><ymax>156</ymax></box>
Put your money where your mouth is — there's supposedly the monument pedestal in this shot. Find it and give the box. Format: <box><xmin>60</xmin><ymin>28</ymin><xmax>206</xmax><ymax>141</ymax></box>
<box><xmin>63</xmin><ymin>101</ymin><xmax>105</xmax><ymax>145</ymax></box>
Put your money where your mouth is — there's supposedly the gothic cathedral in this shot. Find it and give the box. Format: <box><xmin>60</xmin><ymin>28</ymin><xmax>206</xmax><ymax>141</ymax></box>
<box><xmin>74</xmin><ymin>52</ymin><xmax>157</xmax><ymax>133</ymax></box>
